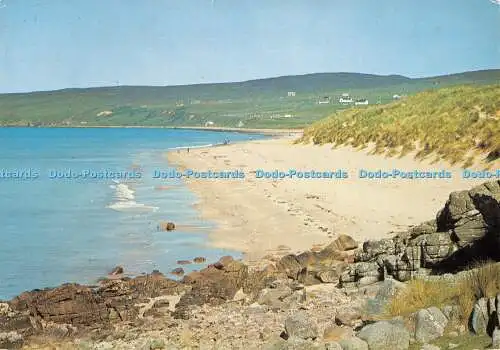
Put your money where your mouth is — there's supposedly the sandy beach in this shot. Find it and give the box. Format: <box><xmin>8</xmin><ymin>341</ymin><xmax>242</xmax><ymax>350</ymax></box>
<box><xmin>167</xmin><ymin>135</ymin><xmax>495</xmax><ymax>263</ymax></box>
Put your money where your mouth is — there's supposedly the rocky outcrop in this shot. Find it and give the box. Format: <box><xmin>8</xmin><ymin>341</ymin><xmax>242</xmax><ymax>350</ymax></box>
<box><xmin>341</xmin><ymin>180</ymin><xmax>500</xmax><ymax>287</ymax></box>
<box><xmin>0</xmin><ymin>272</ymin><xmax>188</xmax><ymax>346</ymax></box>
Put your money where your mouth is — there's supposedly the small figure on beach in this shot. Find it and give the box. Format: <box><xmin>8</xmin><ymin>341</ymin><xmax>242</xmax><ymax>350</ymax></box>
<box><xmin>187</xmin><ymin>147</ymin><xmax>190</xmax><ymax>153</ymax></box>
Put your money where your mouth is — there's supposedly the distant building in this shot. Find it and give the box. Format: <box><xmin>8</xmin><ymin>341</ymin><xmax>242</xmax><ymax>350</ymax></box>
<box><xmin>339</xmin><ymin>93</ymin><xmax>353</xmax><ymax>104</ymax></box>
<box><xmin>393</xmin><ymin>94</ymin><xmax>401</xmax><ymax>100</ymax></box>
<box><xmin>355</xmin><ymin>99</ymin><xmax>369</xmax><ymax>106</ymax></box>
<box><xmin>238</xmin><ymin>121</ymin><xmax>245</xmax><ymax>128</ymax></box>
<box><xmin>318</xmin><ymin>96</ymin><xmax>331</xmax><ymax>104</ymax></box>
<box><xmin>287</xmin><ymin>91</ymin><xmax>296</xmax><ymax>97</ymax></box>
<box><xmin>205</xmin><ymin>121</ymin><xmax>215</xmax><ymax>127</ymax></box>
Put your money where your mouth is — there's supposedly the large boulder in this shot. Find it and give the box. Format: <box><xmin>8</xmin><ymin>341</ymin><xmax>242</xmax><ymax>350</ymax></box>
<box><xmin>284</xmin><ymin>311</ymin><xmax>319</xmax><ymax>340</ymax></box>
<box><xmin>277</xmin><ymin>255</ymin><xmax>306</xmax><ymax>280</ymax></box>
<box><xmin>357</xmin><ymin>320</ymin><xmax>410</xmax><ymax>350</ymax></box>
<box><xmin>415</xmin><ymin>307</ymin><xmax>448</xmax><ymax>343</ymax></box>
<box><xmin>174</xmin><ymin>256</ymin><xmax>249</xmax><ymax>319</ymax></box>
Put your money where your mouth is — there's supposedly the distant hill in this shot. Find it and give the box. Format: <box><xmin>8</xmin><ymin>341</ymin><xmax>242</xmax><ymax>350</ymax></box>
<box><xmin>299</xmin><ymin>84</ymin><xmax>500</xmax><ymax>167</ymax></box>
<box><xmin>0</xmin><ymin>69</ymin><xmax>499</xmax><ymax>128</ymax></box>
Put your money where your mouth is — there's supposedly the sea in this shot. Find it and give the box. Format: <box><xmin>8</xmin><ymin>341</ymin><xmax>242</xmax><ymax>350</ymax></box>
<box><xmin>0</xmin><ymin>127</ymin><xmax>264</xmax><ymax>300</ymax></box>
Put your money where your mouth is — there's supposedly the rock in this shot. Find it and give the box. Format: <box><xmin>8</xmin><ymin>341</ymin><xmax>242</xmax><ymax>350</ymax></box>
<box><xmin>257</xmin><ymin>284</ymin><xmax>294</xmax><ymax>310</ymax></box>
<box><xmin>158</xmin><ymin>222</ymin><xmax>175</xmax><ymax>231</ymax></box>
<box><xmin>357</xmin><ymin>320</ymin><xmax>410</xmax><ymax>350</ymax></box>
<box><xmin>415</xmin><ymin>307</ymin><xmax>448</xmax><ymax>343</ymax></box>
<box><xmin>146</xmin><ymin>338</ymin><xmax>166</xmax><ymax>349</ymax></box>
<box><xmin>230</xmin><ymin>288</ymin><xmax>246</xmax><ymax>302</ymax></box>
<box><xmin>326</xmin><ymin>234</ymin><xmax>358</xmax><ymax>251</ymax></box>
<box><xmin>338</xmin><ymin>336</ymin><xmax>369</xmax><ymax>350</ymax></box>
<box><xmin>6</xmin><ymin>273</ymin><xmax>186</xmax><ymax>333</ymax></box>
<box><xmin>492</xmin><ymin>327</ymin><xmax>500</xmax><ymax>349</ymax></box>
<box><xmin>316</xmin><ymin>270</ymin><xmax>338</xmax><ymax>283</ymax></box>
<box><xmin>277</xmin><ymin>255</ymin><xmax>305</xmax><ymax>280</ymax></box>
<box><xmin>193</xmin><ymin>257</ymin><xmax>206</xmax><ymax>264</ymax></box>
<box><xmin>357</xmin><ymin>276</ymin><xmax>380</xmax><ymax>287</ymax></box>
<box><xmin>177</xmin><ymin>260</ymin><xmax>192</xmax><ymax>265</ymax></box>
<box><xmin>420</xmin><ymin>345</ymin><xmax>441</xmax><ymax>350</ymax></box>
<box><xmin>0</xmin><ymin>304</ymin><xmax>10</xmax><ymax>316</ymax></box>
<box><xmin>285</xmin><ymin>336</ymin><xmax>323</xmax><ymax>350</ymax></box>
<box><xmin>109</xmin><ymin>266</ymin><xmax>124</xmax><ymax>276</ymax></box>
<box><xmin>324</xmin><ymin>341</ymin><xmax>343</xmax><ymax>350</ymax></box>
<box><xmin>284</xmin><ymin>311</ymin><xmax>319</xmax><ymax>340</ymax></box>
<box><xmin>341</xmin><ymin>181</ymin><xmax>500</xmax><ymax>285</ymax></box>
<box><xmin>174</xmin><ymin>258</ymin><xmax>249</xmax><ymax>319</ymax></box>
<box><xmin>441</xmin><ymin>305</ymin><xmax>460</xmax><ymax>323</ymax></box>
<box><xmin>360</xmin><ymin>239</ymin><xmax>396</xmax><ymax>261</ymax></box>
<box><xmin>421</xmin><ymin>232</ymin><xmax>455</xmax><ymax>267</ymax></box>
<box><xmin>335</xmin><ymin>307</ymin><xmax>362</xmax><ymax>327</ymax></box>
<box><xmin>365</xmin><ymin>279</ymin><xmax>407</xmax><ymax>316</ymax></box>
<box><xmin>471</xmin><ymin>298</ymin><xmax>489</xmax><ymax>335</ymax></box>
<box><xmin>0</xmin><ymin>331</ymin><xmax>23</xmax><ymax>349</ymax></box>
<box><xmin>323</xmin><ymin>325</ymin><xmax>354</xmax><ymax>342</ymax></box>
<box><xmin>170</xmin><ymin>268</ymin><xmax>185</xmax><ymax>276</ymax></box>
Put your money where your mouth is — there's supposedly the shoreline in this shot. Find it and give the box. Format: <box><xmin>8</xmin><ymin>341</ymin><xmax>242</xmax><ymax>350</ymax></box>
<box><xmin>0</xmin><ymin>125</ymin><xmax>303</xmax><ymax>136</ymax></box>
<box><xmin>167</xmin><ymin>137</ymin><xmax>494</xmax><ymax>263</ymax></box>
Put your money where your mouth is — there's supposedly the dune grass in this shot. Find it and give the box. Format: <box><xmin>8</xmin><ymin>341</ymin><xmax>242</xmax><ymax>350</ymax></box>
<box><xmin>299</xmin><ymin>84</ymin><xmax>500</xmax><ymax>167</ymax></box>
<box><xmin>386</xmin><ymin>261</ymin><xmax>500</xmax><ymax>326</ymax></box>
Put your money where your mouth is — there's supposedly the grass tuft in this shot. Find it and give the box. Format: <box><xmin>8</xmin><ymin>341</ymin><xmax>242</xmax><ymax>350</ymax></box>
<box><xmin>386</xmin><ymin>261</ymin><xmax>500</xmax><ymax>325</ymax></box>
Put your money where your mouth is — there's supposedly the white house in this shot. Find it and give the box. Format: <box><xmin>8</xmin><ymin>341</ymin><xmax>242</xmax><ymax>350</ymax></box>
<box><xmin>339</xmin><ymin>93</ymin><xmax>353</xmax><ymax>104</ymax></box>
<box><xmin>318</xmin><ymin>96</ymin><xmax>331</xmax><ymax>104</ymax></box>
<box><xmin>205</xmin><ymin>121</ymin><xmax>215</xmax><ymax>127</ymax></box>
<box><xmin>287</xmin><ymin>91</ymin><xmax>296</xmax><ymax>97</ymax></box>
<box><xmin>393</xmin><ymin>94</ymin><xmax>401</xmax><ymax>100</ymax></box>
<box><xmin>355</xmin><ymin>99</ymin><xmax>369</xmax><ymax>106</ymax></box>
<box><xmin>237</xmin><ymin>121</ymin><xmax>245</xmax><ymax>128</ymax></box>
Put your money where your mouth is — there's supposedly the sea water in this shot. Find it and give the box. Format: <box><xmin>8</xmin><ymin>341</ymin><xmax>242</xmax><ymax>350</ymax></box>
<box><xmin>0</xmin><ymin>127</ymin><xmax>263</xmax><ymax>300</ymax></box>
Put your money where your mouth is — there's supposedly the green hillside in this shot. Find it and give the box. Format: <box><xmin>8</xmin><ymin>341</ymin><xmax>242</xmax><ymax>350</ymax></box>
<box><xmin>0</xmin><ymin>69</ymin><xmax>499</xmax><ymax>128</ymax></box>
<box><xmin>299</xmin><ymin>84</ymin><xmax>500</xmax><ymax>167</ymax></box>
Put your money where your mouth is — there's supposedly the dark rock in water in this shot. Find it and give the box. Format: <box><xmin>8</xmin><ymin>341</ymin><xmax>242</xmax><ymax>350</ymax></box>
<box><xmin>109</xmin><ymin>266</ymin><xmax>124</xmax><ymax>276</ymax></box>
<box><xmin>177</xmin><ymin>260</ymin><xmax>192</xmax><ymax>265</ymax></box>
<box><xmin>171</xmin><ymin>268</ymin><xmax>185</xmax><ymax>276</ymax></box>
<box><xmin>193</xmin><ymin>257</ymin><xmax>206</xmax><ymax>264</ymax></box>
<box><xmin>158</xmin><ymin>222</ymin><xmax>176</xmax><ymax>231</ymax></box>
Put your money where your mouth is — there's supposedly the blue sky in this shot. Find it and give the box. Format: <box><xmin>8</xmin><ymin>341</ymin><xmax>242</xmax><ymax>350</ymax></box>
<box><xmin>0</xmin><ymin>0</ymin><xmax>498</xmax><ymax>93</ymax></box>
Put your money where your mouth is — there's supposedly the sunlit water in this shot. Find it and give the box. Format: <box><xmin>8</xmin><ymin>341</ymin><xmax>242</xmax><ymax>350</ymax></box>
<box><xmin>0</xmin><ymin>127</ymin><xmax>264</xmax><ymax>300</ymax></box>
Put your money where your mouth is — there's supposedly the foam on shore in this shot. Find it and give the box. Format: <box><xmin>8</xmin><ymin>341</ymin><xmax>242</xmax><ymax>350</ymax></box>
<box><xmin>107</xmin><ymin>182</ymin><xmax>158</xmax><ymax>213</ymax></box>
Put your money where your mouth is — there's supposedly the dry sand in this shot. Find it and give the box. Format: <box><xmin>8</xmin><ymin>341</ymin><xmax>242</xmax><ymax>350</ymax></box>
<box><xmin>167</xmin><ymin>135</ymin><xmax>495</xmax><ymax>263</ymax></box>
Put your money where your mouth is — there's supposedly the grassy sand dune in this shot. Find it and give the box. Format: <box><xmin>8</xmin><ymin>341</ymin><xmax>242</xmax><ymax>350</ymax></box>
<box><xmin>299</xmin><ymin>85</ymin><xmax>500</xmax><ymax>168</ymax></box>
